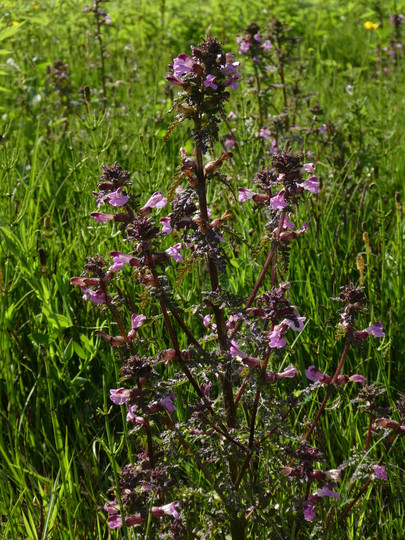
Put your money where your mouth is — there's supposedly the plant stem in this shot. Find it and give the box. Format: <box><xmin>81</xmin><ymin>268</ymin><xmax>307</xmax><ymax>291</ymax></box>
<box><xmin>94</xmin><ymin>1</ymin><xmax>107</xmax><ymax>105</ymax></box>
<box><xmin>148</xmin><ymin>262</ymin><xmax>243</xmax><ymax>450</ymax></box>
<box><xmin>193</xmin><ymin>113</ymin><xmax>245</xmax><ymax>540</ymax></box>
<box><xmin>304</xmin><ymin>338</ymin><xmax>351</xmax><ymax>440</ymax></box>
<box><xmin>193</xmin><ymin>113</ymin><xmax>236</xmax><ymax>430</ymax></box>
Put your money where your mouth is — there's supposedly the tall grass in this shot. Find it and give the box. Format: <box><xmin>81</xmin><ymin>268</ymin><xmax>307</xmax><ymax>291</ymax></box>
<box><xmin>0</xmin><ymin>1</ymin><xmax>404</xmax><ymax>538</ymax></box>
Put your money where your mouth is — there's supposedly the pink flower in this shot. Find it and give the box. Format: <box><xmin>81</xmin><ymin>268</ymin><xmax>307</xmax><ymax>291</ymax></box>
<box><xmin>261</xmin><ymin>40</ymin><xmax>272</xmax><ymax>51</ymax></box>
<box><xmin>91</xmin><ymin>212</ymin><xmax>115</xmax><ymax>222</ymax></box>
<box><xmin>299</xmin><ymin>176</ymin><xmax>319</xmax><ymax>193</ymax></box>
<box><xmin>166</xmin><ymin>243</ymin><xmax>184</xmax><ymax>262</ymax></box>
<box><xmin>229</xmin><ymin>340</ymin><xmax>247</xmax><ymax>358</ymax></box>
<box><xmin>316</xmin><ymin>484</ymin><xmax>339</xmax><ymax>499</ymax></box>
<box><xmin>109</xmin><ymin>251</ymin><xmax>140</xmax><ymax>272</ymax></box>
<box><xmin>276</xmin><ymin>364</ymin><xmax>298</xmax><ymax>379</ymax></box>
<box><xmin>160</xmin><ymin>216</ymin><xmax>172</xmax><ymax>234</ymax></box>
<box><xmin>225</xmin><ymin>138</ymin><xmax>236</xmax><ymax>149</ymax></box>
<box><xmin>107</xmin><ymin>514</ymin><xmax>123</xmax><ymax>529</ymax></box>
<box><xmin>239</xmin><ymin>40</ymin><xmax>250</xmax><ymax>54</ymax></box>
<box><xmin>81</xmin><ymin>288</ymin><xmax>107</xmax><ymax>304</ymax></box>
<box><xmin>160</xmin><ymin>501</ymin><xmax>181</xmax><ymax>519</ymax></box>
<box><xmin>364</xmin><ymin>322</ymin><xmax>385</xmax><ymax>337</ymax></box>
<box><xmin>110</xmin><ymin>388</ymin><xmax>133</xmax><ymax>405</ymax></box>
<box><xmin>259</xmin><ymin>126</ymin><xmax>271</xmax><ymax>139</ymax></box>
<box><xmin>268</xmin><ymin>329</ymin><xmax>287</xmax><ymax>349</ymax></box>
<box><xmin>372</xmin><ymin>464</ymin><xmax>387</xmax><ymax>480</ymax></box>
<box><xmin>305</xmin><ymin>365</ymin><xmax>332</xmax><ymax>384</ymax></box>
<box><xmin>127</xmin><ymin>313</ymin><xmax>146</xmax><ymax>339</ymax></box>
<box><xmin>141</xmin><ymin>191</ymin><xmax>167</xmax><ymax>212</ymax></box>
<box><xmin>159</xmin><ymin>393</ymin><xmax>177</xmax><ymax>413</ymax></box>
<box><xmin>303</xmin><ymin>163</ymin><xmax>315</xmax><ymax>173</ymax></box>
<box><xmin>125</xmin><ymin>403</ymin><xmax>145</xmax><ymax>425</ymax></box>
<box><xmin>348</xmin><ymin>373</ymin><xmax>366</xmax><ymax>384</ymax></box>
<box><xmin>173</xmin><ymin>54</ymin><xmax>194</xmax><ymax>78</ymax></box>
<box><xmin>253</xmin><ymin>32</ymin><xmax>262</xmax><ymax>42</ymax></box>
<box><xmin>282</xmin><ymin>316</ymin><xmax>306</xmax><ymax>332</ymax></box>
<box><xmin>270</xmin><ymin>191</ymin><xmax>288</xmax><ymax>210</ymax></box>
<box><xmin>131</xmin><ymin>313</ymin><xmax>146</xmax><ymax>329</ymax></box>
<box><xmin>204</xmin><ymin>74</ymin><xmax>218</xmax><ymax>89</ymax></box>
<box><xmin>104</xmin><ymin>498</ymin><xmax>119</xmax><ymax>515</ymax></box>
<box><xmin>238</xmin><ymin>187</ymin><xmax>255</xmax><ymax>202</ymax></box>
<box><xmin>201</xmin><ymin>314</ymin><xmax>212</xmax><ymax>327</ymax></box>
<box><xmin>104</xmin><ymin>187</ymin><xmax>129</xmax><ymax>207</ymax></box>
<box><xmin>303</xmin><ymin>503</ymin><xmax>316</xmax><ymax>522</ymax></box>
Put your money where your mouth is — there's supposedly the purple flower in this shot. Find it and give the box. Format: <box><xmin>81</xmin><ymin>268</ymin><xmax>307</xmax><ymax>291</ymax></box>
<box><xmin>303</xmin><ymin>503</ymin><xmax>316</xmax><ymax>522</ymax></box>
<box><xmin>131</xmin><ymin>313</ymin><xmax>146</xmax><ymax>329</ymax></box>
<box><xmin>259</xmin><ymin>126</ymin><xmax>271</xmax><ymax>139</ymax></box>
<box><xmin>127</xmin><ymin>313</ymin><xmax>146</xmax><ymax>339</ymax></box>
<box><xmin>159</xmin><ymin>393</ymin><xmax>177</xmax><ymax>413</ymax></box>
<box><xmin>125</xmin><ymin>403</ymin><xmax>145</xmax><ymax>425</ymax></box>
<box><xmin>81</xmin><ymin>288</ymin><xmax>107</xmax><ymax>304</ymax></box>
<box><xmin>317</xmin><ymin>484</ymin><xmax>339</xmax><ymax>499</ymax></box>
<box><xmin>229</xmin><ymin>340</ymin><xmax>247</xmax><ymax>358</ymax></box>
<box><xmin>305</xmin><ymin>365</ymin><xmax>332</xmax><ymax>384</ymax></box>
<box><xmin>221</xmin><ymin>61</ymin><xmax>241</xmax><ymax>91</ymax></box>
<box><xmin>239</xmin><ymin>40</ymin><xmax>250</xmax><ymax>54</ymax></box>
<box><xmin>238</xmin><ymin>187</ymin><xmax>255</xmax><ymax>202</ymax></box>
<box><xmin>107</xmin><ymin>514</ymin><xmax>123</xmax><ymax>529</ymax></box>
<box><xmin>254</xmin><ymin>32</ymin><xmax>262</xmax><ymax>42</ymax></box>
<box><xmin>173</xmin><ymin>53</ymin><xmax>194</xmax><ymax>78</ymax></box>
<box><xmin>268</xmin><ymin>329</ymin><xmax>287</xmax><ymax>349</ymax></box>
<box><xmin>204</xmin><ymin>74</ymin><xmax>218</xmax><ymax>90</ymax></box>
<box><xmin>282</xmin><ymin>316</ymin><xmax>306</xmax><ymax>332</ymax></box>
<box><xmin>270</xmin><ymin>191</ymin><xmax>288</xmax><ymax>210</ymax></box>
<box><xmin>364</xmin><ymin>322</ymin><xmax>385</xmax><ymax>337</ymax></box>
<box><xmin>348</xmin><ymin>373</ymin><xmax>366</xmax><ymax>384</ymax></box>
<box><xmin>110</xmin><ymin>388</ymin><xmax>133</xmax><ymax>405</ymax></box>
<box><xmin>107</xmin><ymin>513</ymin><xmax>142</xmax><ymax>529</ymax></box>
<box><xmin>261</xmin><ymin>40</ymin><xmax>272</xmax><ymax>51</ymax></box>
<box><xmin>303</xmin><ymin>163</ymin><xmax>315</xmax><ymax>173</ymax></box>
<box><xmin>104</xmin><ymin>187</ymin><xmax>129</xmax><ymax>207</ymax></box>
<box><xmin>372</xmin><ymin>464</ymin><xmax>387</xmax><ymax>480</ymax></box>
<box><xmin>299</xmin><ymin>176</ymin><xmax>319</xmax><ymax>194</ymax></box>
<box><xmin>142</xmin><ymin>191</ymin><xmax>167</xmax><ymax>211</ymax></box>
<box><xmin>276</xmin><ymin>364</ymin><xmax>298</xmax><ymax>379</ymax></box>
<box><xmin>104</xmin><ymin>498</ymin><xmax>119</xmax><ymax>515</ymax></box>
<box><xmin>104</xmin><ymin>14</ymin><xmax>112</xmax><ymax>24</ymax></box>
<box><xmin>225</xmin><ymin>138</ymin><xmax>236</xmax><ymax>149</ymax></box>
<box><xmin>109</xmin><ymin>251</ymin><xmax>140</xmax><ymax>272</ymax></box>
<box><xmin>283</xmin><ymin>213</ymin><xmax>295</xmax><ymax>229</ymax></box>
<box><xmin>160</xmin><ymin>501</ymin><xmax>181</xmax><ymax>519</ymax></box>
<box><xmin>166</xmin><ymin>243</ymin><xmax>184</xmax><ymax>262</ymax></box>
<box><xmin>201</xmin><ymin>314</ymin><xmax>212</xmax><ymax>327</ymax></box>
<box><xmin>160</xmin><ymin>216</ymin><xmax>172</xmax><ymax>234</ymax></box>
<box><xmin>91</xmin><ymin>212</ymin><xmax>115</xmax><ymax>222</ymax></box>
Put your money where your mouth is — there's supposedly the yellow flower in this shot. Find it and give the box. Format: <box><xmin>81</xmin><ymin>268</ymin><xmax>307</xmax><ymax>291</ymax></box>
<box><xmin>364</xmin><ymin>21</ymin><xmax>379</xmax><ymax>30</ymax></box>
<box><xmin>12</xmin><ymin>21</ymin><xmax>20</xmax><ymax>27</ymax></box>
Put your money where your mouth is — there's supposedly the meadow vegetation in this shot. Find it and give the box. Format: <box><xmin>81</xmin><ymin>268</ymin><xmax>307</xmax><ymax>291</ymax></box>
<box><xmin>0</xmin><ymin>1</ymin><xmax>404</xmax><ymax>539</ymax></box>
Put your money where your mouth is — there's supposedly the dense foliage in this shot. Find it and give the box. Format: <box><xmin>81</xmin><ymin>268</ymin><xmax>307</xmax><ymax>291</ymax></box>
<box><xmin>0</xmin><ymin>1</ymin><xmax>404</xmax><ymax>539</ymax></box>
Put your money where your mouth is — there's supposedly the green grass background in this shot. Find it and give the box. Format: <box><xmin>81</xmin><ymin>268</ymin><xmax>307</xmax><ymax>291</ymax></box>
<box><xmin>0</xmin><ymin>1</ymin><xmax>404</xmax><ymax>538</ymax></box>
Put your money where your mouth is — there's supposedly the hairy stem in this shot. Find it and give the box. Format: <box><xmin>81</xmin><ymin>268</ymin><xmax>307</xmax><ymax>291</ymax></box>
<box><xmin>304</xmin><ymin>338</ymin><xmax>351</xmax><ymax>440</ymax></box>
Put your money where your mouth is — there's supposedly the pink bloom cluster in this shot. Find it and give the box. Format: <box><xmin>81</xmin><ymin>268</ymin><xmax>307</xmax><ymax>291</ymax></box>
<box><xmin>305</xmin><ymin>365</ymin><xmax>366</xmax><ymax>386</ymax></box>
<box><xmin>167</xmin><ymin>51</ymin><xmax>241</xmax><ymax>92</ymax></box>
<box><xmin>105</xmin><ymin>499</ymin><xmax>181</xmax><ymax>529</ymax></box>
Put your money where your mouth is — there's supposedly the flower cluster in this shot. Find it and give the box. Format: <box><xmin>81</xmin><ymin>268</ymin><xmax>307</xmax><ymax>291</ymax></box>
<box><xmin>237</xmin><ymin>21</ymin><xmax>272</xmax><ymax>61</ymax></box>
<box><xmin>166</xmin><ymin>36</ymin><xmax>240</xmax><ymax>150</ymax></box>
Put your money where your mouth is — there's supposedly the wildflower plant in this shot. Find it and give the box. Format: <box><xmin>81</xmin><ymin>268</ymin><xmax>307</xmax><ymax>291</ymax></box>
<box><xmin>70</xmin><ymin>36</ymin><xmax>398</xmax><ymax>539</ymax></box>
